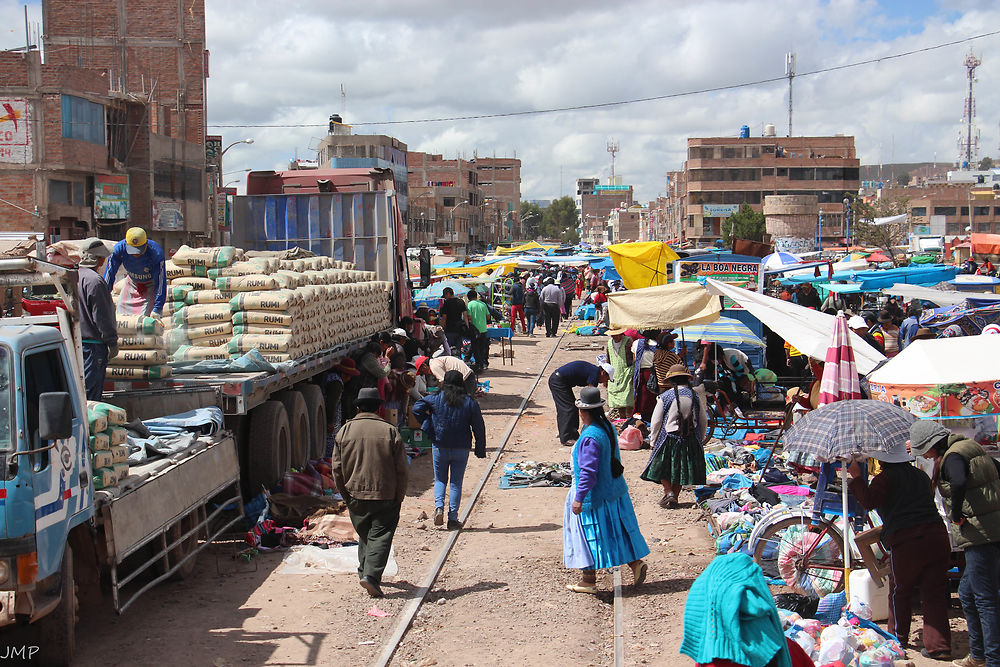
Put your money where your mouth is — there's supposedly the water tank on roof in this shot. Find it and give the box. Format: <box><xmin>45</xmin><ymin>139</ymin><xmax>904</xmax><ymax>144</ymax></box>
<box><xmin>764</xmin><ymin>123</ymin><xmax>777</xmax><ymax>137</ymax></box>
<box><xmin>739</xmin><ymin>125</ymin><xmax>750</xmax><ymax>138</ymax></box>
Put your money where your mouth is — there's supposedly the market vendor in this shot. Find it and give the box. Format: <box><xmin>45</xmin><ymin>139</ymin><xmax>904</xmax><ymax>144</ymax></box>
<box><xmin>413</xmin><ymin>355</ymin><xmax>478</xmax><ymax>397</ymax></box>
<box><xmin>104</xmin><ymin>227</ymin><xmax>166</xmax><ymax>317</ymax></box>
<box><xmin>847</xmin><ymin>444</ymin><xmax>952</xmax><ymax>661</ymax></box>
<box><xmin>548</xmin><ymin>360</ymin><xmax>613</xmax><ymax>447</ymax></box>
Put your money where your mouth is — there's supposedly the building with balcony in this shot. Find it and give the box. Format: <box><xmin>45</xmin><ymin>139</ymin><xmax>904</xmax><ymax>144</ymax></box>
<box><xmin>407</xmin><ymin>152</ymin><xmax>486</xmax><ymax>254</ymax></box>
<box><xmin>472</xmin><ymin>156</ymin><xmax>521</xmax><ymax>244</ymax></box>
<box><xmin>683</xmin><ymin>135</ymin><xmax>860</xmax><ymax>246</ymax></box>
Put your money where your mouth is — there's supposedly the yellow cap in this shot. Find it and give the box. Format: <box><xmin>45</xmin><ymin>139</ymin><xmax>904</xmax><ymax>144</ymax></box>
<box><xmin>125</xmin><ymin>227</ymin><xmax>147</xmax><ymax>247</ymax></box>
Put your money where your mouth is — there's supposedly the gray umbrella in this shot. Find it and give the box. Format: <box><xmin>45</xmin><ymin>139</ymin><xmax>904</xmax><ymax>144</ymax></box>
<box><xmin>782</xmin><ymin>399</ymin><xmax>916</xmax><ymax>463</ymax></box>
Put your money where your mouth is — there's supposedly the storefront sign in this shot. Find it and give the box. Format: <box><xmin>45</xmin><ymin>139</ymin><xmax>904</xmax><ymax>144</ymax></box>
<box><xmin>152</xmin><ymin>200</ymin><xmax>184</xmax><ymax>231</ymax></box>
<box><xmin>868</xmin><ymin>380</ymin><xmax>1000</xmax><ymax>418</ymax></box>
<box><xmin>94</xmin><ymin>174</ymin><xmax>129</xmax><ymax>219</ymax></box>
<box><xmin>677</xmin><ymin>261</ymin><xmax>759</xmax><ymax>285</ymax></box>
<box><xmin>205</xmin><ymin>135</ymin><xmax>222</xmax><ymax>165</ymax></box>
<box><xmin>217</xmin><ymin>187</ymin><xmax>235</xmax><ymax>230</ymax></box>
<box><xmin>0</xmin><ymin>99</ymin><xmax>31</xmax><ymax>163</ymax></box>
<box><xmin>702</xmin><ymin>204</ymin><xmax>739</xmax><ymax>218</ymax></box>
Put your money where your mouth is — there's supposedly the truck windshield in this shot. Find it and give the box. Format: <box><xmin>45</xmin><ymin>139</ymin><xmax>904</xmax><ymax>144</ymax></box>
<box><xmin>0</xmin><ymin>348</ymin><xmax>10</xmax><ymax>451</ymax></box>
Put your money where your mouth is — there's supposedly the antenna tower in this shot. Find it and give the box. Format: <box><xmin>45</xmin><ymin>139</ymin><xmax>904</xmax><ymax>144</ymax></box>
<box><xmin>958</xmin><ymin>50</ymin><xmax>982</xmax><ymax>168</ymax></box>
<box><xmin>785</xmin><ymin>52</ymin><xmax>796</xmax><ymax>137</ymax></box>
<box><xmin>607</xmin><ymin>139</ymin><xmax>619</xmax><ymax>185</ymax></box>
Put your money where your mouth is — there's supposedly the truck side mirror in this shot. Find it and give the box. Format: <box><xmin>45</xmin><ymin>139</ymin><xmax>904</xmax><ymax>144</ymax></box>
<box><xmin>38</xmin><ymin>392</ymin><xmax>73</xmax><ymax>441</ymax></box>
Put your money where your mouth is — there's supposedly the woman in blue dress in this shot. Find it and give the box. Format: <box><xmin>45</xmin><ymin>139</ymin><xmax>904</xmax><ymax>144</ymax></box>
<box><xmin>563</xmin><ymin>386</ymin><xmax>650</xmax><ymax>593</ymax></box>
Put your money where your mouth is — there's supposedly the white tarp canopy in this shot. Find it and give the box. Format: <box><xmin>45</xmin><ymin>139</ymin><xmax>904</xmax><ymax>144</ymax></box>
<box><xmin>874</xmin><ymin>213</ymin><xmax>908</xmax><ymax>226</ymax></box>
<box><xmin>867</xmin><ymin>336</ymin><xmax>1000</xmax><ymax>385</ymax></box>
<box><xmin>608</xmin><ymin>282</ymin><xmax>721</xmax><ymax>330</ymax></box>
<box><xmin>880</xmin><ymin>283</ymin><xmax>982</xmax><ymax>307</ymax></box>
<box><xmin>704</xmin><ymin>278</ymin><xmax>886</xmax><ymax>374</ymax></box>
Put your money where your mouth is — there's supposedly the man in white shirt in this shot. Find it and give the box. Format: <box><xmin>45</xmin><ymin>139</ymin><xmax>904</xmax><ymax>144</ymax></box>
<box><xmin>539</xmin><ymin>278</ymin><xmax>564</xmax><ymax>338</ymax></box>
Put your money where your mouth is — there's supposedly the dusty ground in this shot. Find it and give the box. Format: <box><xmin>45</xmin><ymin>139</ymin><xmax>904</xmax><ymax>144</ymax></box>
<box><xmin>72</xmin><ymin>329</ymin><xmax>966</xmax><ymax>667</ymax></box>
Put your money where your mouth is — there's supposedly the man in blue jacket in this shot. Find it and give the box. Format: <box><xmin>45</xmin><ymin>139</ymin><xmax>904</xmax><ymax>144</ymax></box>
<box><xmin>104</xmin><ymin>227</ymin><xmax>166</xmax><ymax>317</ymax></box>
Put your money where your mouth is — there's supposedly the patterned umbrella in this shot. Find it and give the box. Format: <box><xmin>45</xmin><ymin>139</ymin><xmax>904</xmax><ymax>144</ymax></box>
<box><xmin>782</xmin><ymin>399</ymin><xmax>916</xmax><ymax>462</ymax></box>
<box><xmin>676</xmin><ymin>316</ymin><xmax>765</xmax><ymax>348</ymax></box>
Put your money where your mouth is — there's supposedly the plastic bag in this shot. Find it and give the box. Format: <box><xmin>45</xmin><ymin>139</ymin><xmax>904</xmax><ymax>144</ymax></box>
<box><xmin>619</xmin><ymin>426</ymin><xmax>643</xmax><ymax>450</ymax></box>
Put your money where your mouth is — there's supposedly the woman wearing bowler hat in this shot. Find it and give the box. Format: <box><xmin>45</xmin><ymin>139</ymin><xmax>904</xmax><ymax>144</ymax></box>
<box><xmin>563</xmin><ymin>386</ymin><xmax>649</xmax><ymax>594</ymax></box>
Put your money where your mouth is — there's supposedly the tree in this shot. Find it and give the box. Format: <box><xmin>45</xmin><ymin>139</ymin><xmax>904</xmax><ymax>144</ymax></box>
<box><xmin>721</xmin><ymin>203</ymin><xmax>765</xmax><ymax>246</ymax></box>
<box><xmin>896</xmin><ymin>172</ymin><xmax>910</xmax><ymax>187</ymax></box>
<box><xmin>519</xmin><ymin>201</ymin><xmax>543</xmax><ymax>239</ymax></box>
<box><xmin>542</xmin><ymin>196</ymin><xmax>579</xmax><ymax>244</ymax></box>
<box><xmin>980</xmin><ymin>156</ymin><xmax>995</xmax><ymax>170</ymax></box>
<box><xmin>848</xmin><ymin>194</ymin><xmax>910</xmax><ymax>267</ymax></box>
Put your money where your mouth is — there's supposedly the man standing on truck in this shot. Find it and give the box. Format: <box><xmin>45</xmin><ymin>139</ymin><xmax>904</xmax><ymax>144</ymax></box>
<box><xmin>76</xmin><ymin>238</ymin><xmax>118</xmax><ymax>400</ymax></box>
<box><xmin>332</xmin><ymin>388</ymin><xmax>409</xmax><ymax>599</ymax></box>
<box><xmin>104</xmin><ymin>227</ymin><xmax>167</xmax><ymax>317</ymax></box>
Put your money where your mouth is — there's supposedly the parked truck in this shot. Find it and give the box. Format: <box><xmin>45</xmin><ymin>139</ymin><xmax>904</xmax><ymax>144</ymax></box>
<box><xmin>0</xmin><ymin>257</ymin><xmax>243</xmax><ymax>665</ymax></box>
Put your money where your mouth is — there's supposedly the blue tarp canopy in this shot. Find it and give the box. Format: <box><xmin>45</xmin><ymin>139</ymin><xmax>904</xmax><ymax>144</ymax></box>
<box><xmin>783</xmin><ymin>265</ymin><xmax>956</xmax><ymax>290</ymax></box>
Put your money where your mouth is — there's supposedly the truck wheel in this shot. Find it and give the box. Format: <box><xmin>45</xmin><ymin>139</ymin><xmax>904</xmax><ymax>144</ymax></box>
<box><xmin>275</xmin><ymin>390</ymin><xmax>310</xmax><ymax>469</ymax></box>
<box><xmin>155</xmin><ymin>510</ymin><xmax>200</xmax><ymax>580</ymax></box>
<box><xmin>297</xmin><ymin>383</ymin><xmax>328</xmax><ymax>460</ymax></box>
<box><xmin>248</xmin><ymin>400</ymin><xmax>290</xmax><ymax>491</ymax></box>
<box><xmin>34</xmin><ymin>546</ymin><xmax>76</xmax><ymax>666</ymax></box>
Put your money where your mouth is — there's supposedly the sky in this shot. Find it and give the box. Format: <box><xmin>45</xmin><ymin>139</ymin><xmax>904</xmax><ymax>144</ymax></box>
<box><xmin>2</xmin><ymin>0</ymin><xmax>1000</xmax><ymax>203</ymax></box>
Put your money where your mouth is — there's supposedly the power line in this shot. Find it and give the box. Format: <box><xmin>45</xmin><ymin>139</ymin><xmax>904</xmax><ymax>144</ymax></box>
<box><xmin>206</xmin><ymin>28</ymin><xmax>1000</xmax><ymax>129</ymax></box>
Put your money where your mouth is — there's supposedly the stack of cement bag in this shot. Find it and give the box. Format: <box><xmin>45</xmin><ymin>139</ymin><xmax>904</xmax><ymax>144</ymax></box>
<box><xmin>87</xmin><ymin>401</ymin><xmax>130</xmax><ymax>488</ymax></box>
<box><xmin>108</xmin><ymin>315</ymin><xmax>171</xmax><ymax>380</ymax></box>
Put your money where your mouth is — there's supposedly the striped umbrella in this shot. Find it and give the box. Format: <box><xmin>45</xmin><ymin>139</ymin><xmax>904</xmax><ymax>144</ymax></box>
<box><xmin>676</xmin><ymin>316</ymin><xmax>765</xmax><ymax>348</ymax></box>
<box><xmin>817</xmin><ymin>312</ymin><xmax>862</xmax><ymax>406</ymax></box>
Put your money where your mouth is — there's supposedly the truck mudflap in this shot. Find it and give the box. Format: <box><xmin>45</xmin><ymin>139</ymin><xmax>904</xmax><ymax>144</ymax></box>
<box><xmin>96</xmin><ymin>434</ymin><xmax>244</xmax><ymax>613</ymax></box>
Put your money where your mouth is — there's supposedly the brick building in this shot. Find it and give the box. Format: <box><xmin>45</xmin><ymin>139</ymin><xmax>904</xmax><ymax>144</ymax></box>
<box><xmin>684</xmin><ymin>135</ymin><xmax>860</xmax><ymax>246</ymax></box>
<box><xmin>407</xmin><ymin>152</ymin><xmax>485</xmax><ymax>254</ymax></box>
<box><xmin>38</xmin><ymin>0</ymin><xmax>211</xmax><ymax>251</ymax></box>
<box><xmin>580</xmin><ymin>183</ymin><xmax>633</xmax><ymax>246</ymax></box>
<box><xmin>879</xmin><ymin>183</ymin><xmax>1000</xmax><ymax>239</ymax></box>
<box><xmin>607</xmin><ymin>207</ymin><xmax>641</xmax><ymax>244</ymax></box>
<box><xmin>472</xmin><ymin>156</ymin><xmax>521</xmax><ymax>244</ymax></box>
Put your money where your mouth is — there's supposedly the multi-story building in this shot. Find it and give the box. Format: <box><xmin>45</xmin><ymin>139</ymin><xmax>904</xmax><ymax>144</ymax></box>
<box><xmin>472</xmin><ymin>156</ymin><xmax>521</xmax><ymax>243</ymax></box>
<box><xmin>317</xmin><ymin>120</ymin><xmax>408</xmax><ymax>216</ymax></box>
<box><xmin>407</xmin><ymin>152</ymin><xmax>485</xmax><ymax>254</ymax></box>
<box><xmin>684</xmin><ymin>134</ymin><xmax>860</xmax><ymax>246</ymax></box>
<box><xmin>580</xmin><ymin>183</ymin><xmax>633</xmax><ymax>246</ymax></box>
<box><xmin>39</xmin><ymin>0</ymin><xmax>211</xmax><ymax>251</ymax></box>
<box><xmin>607</xmin><ymin>206</ymin><xmax>641</xmax><ymax>244</ymax></box>
<box><xmin>880</xmin><ymin>183</ymin><xmax>1000</xmax><ymax>239</ymax></box>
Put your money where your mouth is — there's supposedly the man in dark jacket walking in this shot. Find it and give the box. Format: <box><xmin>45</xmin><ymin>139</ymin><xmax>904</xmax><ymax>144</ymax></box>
<box><xmin>76</xmin><ymin>238</ymin><xmax>118</xmax><ymax>400</ymax></box>
<box><xmin>910</xmin><ymin>420</ymin><xmax>1000</xmax><ymax>667</ymax></box>
<box><xmin>332</xmin><ymin>388</ymin><xmax>409</xmax><ymax>598</ymax></box>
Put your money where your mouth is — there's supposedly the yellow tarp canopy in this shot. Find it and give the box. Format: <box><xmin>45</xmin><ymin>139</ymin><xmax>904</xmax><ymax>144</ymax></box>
<box><xmin>435</xmin><ymin>262</ymin><xmax>519</xmax><ymax>276</ymax></box>
<box><xmin>607</xmin><ymin>242</ymin><xmax>680</xmax><ymax>289</ymax></box>
<box><xmin>607</xmin><ymin>282</ymin><xmax>721</xmax><ymax>330</ymax></box>
<box><xmin>495</xmin><ymin>241</ymin><xmax>555</xmax><ymax>256</ymax></box>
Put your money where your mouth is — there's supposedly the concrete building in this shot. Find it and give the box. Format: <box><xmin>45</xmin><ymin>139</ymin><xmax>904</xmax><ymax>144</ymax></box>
<box><xmin>580</xmin><ymin>183</ymin><xmax>633</xmax><ymax>246</ymax></box>
<box><xmin>317</xmin><ymin>122</ymin><xmax>408</xmax><ymax>215</ymax></box>
<box><xmin>879</xmin><ymin>183</ymin><xmax>1000</xmax><ymax>239</ymax></box>
<box><xmin>38</xmin><ymin>0</ymin><xmax>211</xmax><ymax>251</ymax></box>
<box><xmin>684</xmin><ymin>135</ymin><xmax>860</xmax><ymax>246</ymax></box>
<box><xmin>607</xmin><ymin>206</ymin><xmax>641</xmax><ymax>244</ymax></box>
<box><xmin>407</xmin><ymin>152</ymin><xmax>486</xmax><ymax>254</ymax></box>
<box><xmin>472</xmin><ymin>156</ymin><xmax>521</xmax><ymax>243</ymax></box>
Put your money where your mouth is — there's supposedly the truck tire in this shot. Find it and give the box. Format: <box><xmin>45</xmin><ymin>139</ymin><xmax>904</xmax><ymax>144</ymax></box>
<box><xmin>275</xmin><ymin>390</ymin><xmax>310</xmax><ymax>469</ymax></box>
<box><xmin>248</xmin><ymin>400</ymin><xmax>290</xmax><ymax>491</ymax></box>
<box><xmin>154</xmin><ymin>510</ymin><xmax>200</xmax><ymax>581</ymax></box>
<box><xmin>34</xmin><ymin>546</ymin><xmax>76</xmax><ymax>666</ymax></box>
<box><xmin>297</xmin><ymin>383</ymin><xmax>328</xmax><ymax>460</ymax></box>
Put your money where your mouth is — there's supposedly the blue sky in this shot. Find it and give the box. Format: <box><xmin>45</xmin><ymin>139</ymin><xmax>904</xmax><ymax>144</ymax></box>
<box><xmin>2</xmin><ymin>0</ymin><xmax>999</xmax><ymax>202</ymax></box>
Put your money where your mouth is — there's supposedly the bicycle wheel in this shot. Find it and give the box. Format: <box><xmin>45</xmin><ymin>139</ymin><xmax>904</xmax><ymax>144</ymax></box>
<box><xmin>702</xmin><ymin>403</ymin><xmax>717</xmax><ymax>444</ymax></box>
<box><xmin>752</xmin><ymin>515</ymin><xmax>845</xmax><ymax>597</ymax></box>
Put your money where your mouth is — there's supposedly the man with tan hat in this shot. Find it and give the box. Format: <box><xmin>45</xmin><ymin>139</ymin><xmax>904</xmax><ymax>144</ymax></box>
<box><xmin>76</xmin><ymin>238</ymin><xmax>117</xmax><ymax>400</ymax></box>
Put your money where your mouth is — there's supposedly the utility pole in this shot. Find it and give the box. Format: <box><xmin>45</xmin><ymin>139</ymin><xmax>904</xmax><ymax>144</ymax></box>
<box><xmin>785</xmin><ymin>52</ymin><xmax>796</xmax><ymax>137</ymax></box>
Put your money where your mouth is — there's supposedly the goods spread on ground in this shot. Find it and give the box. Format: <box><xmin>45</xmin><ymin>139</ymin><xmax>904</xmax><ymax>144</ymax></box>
<box><xmin>115</xmin><ymin>246</ymin><xmax>393</xmax><ymax>366</ymax></box>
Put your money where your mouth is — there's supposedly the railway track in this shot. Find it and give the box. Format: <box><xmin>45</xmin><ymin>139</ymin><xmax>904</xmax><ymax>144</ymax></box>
<box><xmin>372</xmin><ymin>332</ymin><xmax>626</xmax><ymax>667</ymax></box>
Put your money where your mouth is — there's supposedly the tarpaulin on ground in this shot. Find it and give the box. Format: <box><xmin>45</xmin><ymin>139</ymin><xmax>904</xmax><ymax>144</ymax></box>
<box><xmin>607</xmin><ymin>242</ymin><xmax>680</xmax><ymax>289</ymax></box>
<box><xmin>607</xmin><ymin>282</ymin><xmax>720</xmax><ymax>330</ymax></box>
<box><xmin>971</xmin><ymin>233</ymin><xmax>1000</xmax><ymax>255</ymax></box>
<box><xmin>704</xmin><ymin>279</ymin><xmax>886</xmax><ymax>374</ymax></box>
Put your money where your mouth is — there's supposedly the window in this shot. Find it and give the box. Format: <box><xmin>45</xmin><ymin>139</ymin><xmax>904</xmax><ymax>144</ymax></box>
<box><xmin>974</xmin><ymin>206</ymin><xmax>991</xmax><ymax>217</ymax></box>
<box><xmin>934</xmin><ymin>207</ymin><xmax>957</xmax><ymax>216</ymax></box>
<box><xmin>946</xmin><ymin>223</ymin><xmax>960</xmax><ymax>234</ymax></box>
<box><xmin>776</xmin><ymin>168</ymin><xmax>787</xmax><ymax>177</ymax></box>
<box><xmin>443</xmin><ymin>197</ymin><xmax>456</xmax><ymax>207</ymax></box>
<box><xmin>23</xmin><ymin>347</ymin><xmax>70</xmax><ymax>461</ymax></box>
<box><xmin>911</xmin><ymin>207</ymin><xmax>927</xmax><ymax>216</ymax></box>
<box><xmin>182</xmin><ymin>167</ymin><xmax>202</xmax><ymax>201</ymax></box>
<box><xmin>761</xmin><ymin>145</ymin><xmax>775</xmax><ymax>154</ymax></box>
<box><xmin>702</xmin><ymin>219</ymin><xmax>714</xmax><ymax>235</ymax></box>
<box><xmin>689</xmin><ymin>168</ymin><xmax>759</xmax><ymax>182</ymax></box>
<box><xmin>994</xmin><ymin>207</ymin><xmax>1000</xmax><ymax>216</ymax></box>
<box><xmin>961</xmin><ymin>207</ymin><xmax>969</xmax><ymax>216</ymax></box>
<box><xmin>761</xmin><ymin>168</ymin><xmax>774</xmax><ymax>176</ymax></box>
<box><xmin>789</xmin><ymin>168</ymin><xmax>815</xmax><ymax>180</ymax></box>
<box><xmin>49</xmin><ymin>180</ymin><xmax>72</xmax><ymax>205</ymax></box>
<box><xmin>61</xmin><ymin>95</ymin><xmax>105</xmax><ymax>145</ymax></box>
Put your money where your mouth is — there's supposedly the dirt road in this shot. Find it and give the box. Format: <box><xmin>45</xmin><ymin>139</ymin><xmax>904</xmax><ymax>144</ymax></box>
<box><xmin>74</xmin><ymin>333</ymin><xmax>959</xmax><ymax>667</ymax></box>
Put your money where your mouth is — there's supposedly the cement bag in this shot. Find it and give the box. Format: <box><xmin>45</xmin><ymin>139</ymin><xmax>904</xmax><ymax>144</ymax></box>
<box><xmin>272</xmin><ymin>273</ymin><xmax>300</xmax><ymax>289</ymax></box>
<box><xmin>91</xmin><ymin>451</ymin><xmax>113</xmax><ymax>469</ymax></box>
<box><xmin>163</xmin><ymin>329</ymin><xmax>190</xmax><ymax>352</ymax></box>
<box><xmin>87</xmin><ymin>401</ymin><xmax>127</xmax><ymax>426</ymax></box>
<box><xmin>109</xmin><ymin>349</ymin><xmax>169</xmax><ymax>367</ymax></box>
<box><xmin>215</xmin><ymin>275</ymin><xmax>280</xmax><ymax>292</ymax></box>
<box><xmin>228</xmin><ymin>334</ymin><xmax>294</xmax><ymax>354</ymax></box>
<box><xmin>118</xmin><ymin>334</ymin><xmax>165</xmax><ymax>350</ymax></box>
<box><xmin>106</xmin><ymin>365</ymin><xmax>173</xmax><ymax>380</ymax></box>
<box><xmin>117</xmin><ymin>315</ymin><xmax>163</xmax><ymax>336</ymax></box>
<box><xmin>207</xmin><ymin>262</ymin><xmax>261</xmax><ymax>279</ymax></box>
<box><xmin>167</xmin><ymin>285</ymin><xmax>193</xmax><ymax>302</ymax></box>
<box><xmin>233</xmin><ymin>324</ymin><xmax>294</xmax><ymax>336</ymax></box>
<box><xmin>171</xmin><ymin>245</ymin><xmax>241</xmax><ymax>268</ymax></box>
<box><xmin>89</xmin><ymin>433</ymin><xmax>110</xmax><ymax>451</ymax></box>
<box><xmin>185</xmin><ymin>289</ymin><xmax>232</xmax><ymax>305</ymax></box>
<box><xmin>172</xmin><ymin>345</ymin><xmax>230</xmax><ymax>362</ymax></box>
<box><xmin>170</xmin><ymin>276</ymin><xmax>215</xmax><ymax>290</ymax></box>
<box><xmin>164</xmin><ymin>260</ymin><xmax>191</xmax><ymax>280</ymax></box>
<box><xmin>94</xmin><ymin>468</ymin><xmax>116</xmax><ymax>490</ymax></box>
<box><xmin>231</xmin><ymin>311</ymin><xmax>294</xmax><ymax>327</ymax></box>
<box><xmin>105</xmin><ymin>426</ymin><xmax>127</xmax><ymax>446</ymax></box>
<box><xmin>112</xmin><ymin>463</ymin><xmax>129</xmax><ymax>483</ymax></box>
<box><xmin>193</xmin><ymin>335</ymin><xmax>232</xmax><ymax>348</ymax></box>
<box><xmin>259</xmin><ymin>352</ymin><xmax>297</xmax><ymax>364</ymax></box>
<box><xmin>111</xmin><ymin>445</ymin><xmax>128</xmax><ymax>464</ymax></box>
<box><xmin>173</xmin><ymin>303</ymin><xmax>232</xmax><ymax>326</ymax></box>
<box><xmin>229</xmin><ymin>291</ymin><xmax>296</xmax><ymax>312</ymax></box>
<box><xmin>87</xmin><ymin>413</ymin><xmax>107</xmax><ymax>435</ymax></box>
<box><xmin>184</xmin><ymin>321</ymin><xmax>233</xmax><ymax>341</ymax></box>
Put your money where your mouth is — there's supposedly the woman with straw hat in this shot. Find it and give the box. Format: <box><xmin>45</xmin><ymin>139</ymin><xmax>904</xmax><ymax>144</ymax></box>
<box><xmin>563</xmin><ymin>387</ymin><xmax>649</xmax><ymax>594</ymax></box>
<box><xmin>642</xmin><ymin>364</ymin><xmax>705</xmax><ymax>508</ymax></box>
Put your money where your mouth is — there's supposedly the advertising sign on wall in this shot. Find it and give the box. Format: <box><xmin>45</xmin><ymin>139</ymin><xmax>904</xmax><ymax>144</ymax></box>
<box><xmin>702</xmin><ymin>204</ymin><xmax>740</xmax><ymax>217</ymax></box>
<box><xmin>152</xmin><ymin>200</ymin><xmax>184</xmax><ymax>231</ymax></box>
<box><xmin>94</xmin><ymin>174</ymin><xmax>130</xmax><ymax>219</ymax></box>
<box><xmin>0</xmin><ymin>99</ymin><xmax>31</xmax><ymax>163</ymax></box>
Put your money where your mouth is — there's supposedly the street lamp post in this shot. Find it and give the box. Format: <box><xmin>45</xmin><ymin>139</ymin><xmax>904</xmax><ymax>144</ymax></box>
<box><xmin>521</xmin><ymin>212</ymin><xmax>540</xmax><ymax>239</ymax></box>
<box><xmin>449</xmin><ymin>200</ymin><xmax>469</xmax><ymax>246</ymax></box>
<box><xmin>213</xmin><ymin>138</ymin><xmax>254</xmax><ymax>243</ymax></box>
